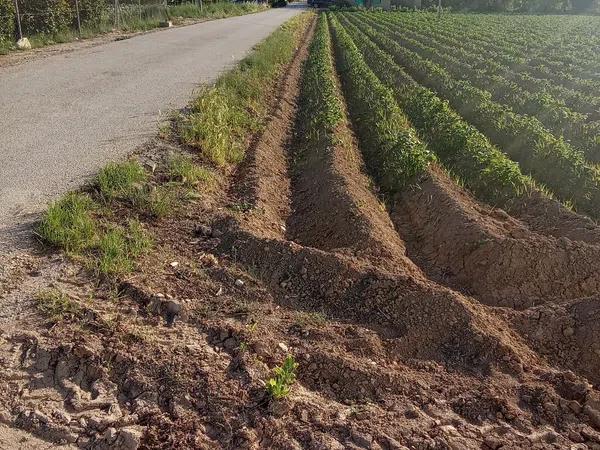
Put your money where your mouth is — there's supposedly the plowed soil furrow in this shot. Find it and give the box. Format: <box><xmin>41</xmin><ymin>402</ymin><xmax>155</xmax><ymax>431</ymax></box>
<box><xmin>213</xmin><ymin>14</ymin><xmax>600</xmax><ymax>393</ymax></box>
<box><xmin>285</xmin><ymin>85</ymin><xmax>422</xmax><ymax>275</ymax></box>
<box><xmin>214</xmin><ymin>31</ymin><xmax>540</xmax><ymax>379</ymax></box>
<box><xmin>392</xmin><ymin>165</ymin><xmax>600</xmax><ymax>309</ymax></box>
<box><xmin>505</xmin><ymin>295</ymin><xmax>600</xmax><ymax>385</ymax></box>
<box><xmin>227</xmin><ymin>18</ymin><xmax>319</xmax><ymax>243</ymax></box>
<box><xmin>512</xmin><ymin>192</ymin><xmax>600</xmax><ymax>245</ymax></box>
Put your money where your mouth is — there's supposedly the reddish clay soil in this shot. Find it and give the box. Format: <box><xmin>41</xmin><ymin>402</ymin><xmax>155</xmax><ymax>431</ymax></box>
<box><xmin>511</xmin><ymin>190</ymin><xmax>600</xmax><ymax>245</ymax></box>
<box><xmin>392</xmin><ymin>166</ymin><xmax>600</xmax><ymax>309</ymax></box>
<box><xmin>1</xmin><ymin>15</ymin><xmax>600</xmax><ymax>450</ymax></box>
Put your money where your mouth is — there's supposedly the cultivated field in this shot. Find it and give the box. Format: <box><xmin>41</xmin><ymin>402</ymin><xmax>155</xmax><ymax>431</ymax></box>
<box><xmin>2</xmin><ymin>10</ymin><xmax>600</xmax><ymax>449</ymax></box>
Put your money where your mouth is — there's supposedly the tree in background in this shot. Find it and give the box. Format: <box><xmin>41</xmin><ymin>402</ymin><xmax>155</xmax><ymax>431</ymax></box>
<box><xmin>0</xmin><ymin>0</ymin><xmax>15</xmax><ymax>44</ymax></box>
<box><xmin>17</xmin><ymin>0</ymin><xmax>72</xmax><ymax>35</ymax></box>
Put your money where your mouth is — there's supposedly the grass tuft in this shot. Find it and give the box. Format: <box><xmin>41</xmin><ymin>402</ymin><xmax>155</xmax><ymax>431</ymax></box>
<box><xmin>129</xmin><ymin>184</ymin><xmax>178</xmax><ymax>218</ymax></box>
<box><xmin>37</xmin><ymin>193</ymin><xmax>97</xmax><ymax>252</ymax></box>
<box><xmin>97</xmin><ymin>161</ymin><xmax>148</xmax><ymax>200</ymax></box>
<box><xmin>97</xmin><ymin>220</ymin><xmax>151</xmax><ymax>276</ymax></box>
<box><xmin>35</xmin><ymin>289</ymin><xmax>82</xmax><ymax>323</ymax></box>
<box><xmin>167</xmin><ymin>154</ymin><xmax>213</xmax><ymax>187</ymax></box>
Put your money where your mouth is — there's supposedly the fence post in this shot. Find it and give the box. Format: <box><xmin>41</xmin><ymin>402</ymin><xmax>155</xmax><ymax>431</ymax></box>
<box><xmin>138</xmin><ymin>0</ymin><xmax>142</xmax><ymax>21</ymax></box>
<box><xmin>75</xmin><ymin>0</ymin><xmax>82</xmax><ymax>35</ymax></box>
<box><xmin>114</xmin><ymin>0</ymin><xmax>119</xmax><ymax>28</ymax></box>
<box><xmin>13</xmin><ymin>0</ymin><xmax>23</xmax><ymax>40</ymax></box>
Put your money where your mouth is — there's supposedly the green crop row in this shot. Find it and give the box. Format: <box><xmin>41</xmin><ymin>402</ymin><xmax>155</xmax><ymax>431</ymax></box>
<box><xmin>334</xmin><ymin>13</ymin><xmax>530</xmax><ymax>207</ymax></box>
<box><xmin>344</xmin><ymin>12</ymin><xmax>600</xmax><ymax>219</ymax></box>
<box><xmin>377</xmin><ymin>13</ymin><xmax>600</xmax><ymax>122</ymax></box>
<box><xmin>296</xmin><ymin>14</ymin><xmax>343</xmax><ymax>156</ymax></box>
<box><xmin>326</xmin><ymin>14</ymin><xmax>432</xmax><ymax>194</ymax></box>
<box><xmin>384</xmin><ymin>12</ymin><xmax>600</xmax><ymax>78</ymax></box>
<box><xmin>359</xmin><ymin>14</ymin><xmax>600</xmax><ymax>163</ymax></box>
<box><xmin>378</xmin><ymin>12</ymin><xmax>600</xmax><ymax>98</ymax></box>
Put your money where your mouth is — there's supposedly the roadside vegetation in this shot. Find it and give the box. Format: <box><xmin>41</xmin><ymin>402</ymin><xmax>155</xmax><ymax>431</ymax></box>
<box><xmin>177</xmin><ymin>12</ymin><xmax>312</xmax><ymax>165</ymax></box>
<box><xmin>37</xmin><ymin>158</ymin><xmax>207</xmax><ymax>277</ymax></box>
<box><xmin>0</xmin><ymin>0</ymin><xmax>268</xmax><ymax>54</ymax></box>
<box><xmin>36</xmin><ymin>13</ymin><xmax>312</xmax><ymax>277</ymax></box>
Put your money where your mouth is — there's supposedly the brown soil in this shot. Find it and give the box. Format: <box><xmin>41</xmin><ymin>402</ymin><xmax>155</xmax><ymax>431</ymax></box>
<box><xmin>392</xmin><ymin>166</ymin><xmax>600</xmax><ymax>308</ymax></box>
<box><xmin>2</xmin><ymin>14</ymin><xmax>600</xmax><ymax>450</ymax></box>
<box><xmin>511</xmin><ymin>190</ymin><xmax>600</xmax><ymax>245</ymax></box>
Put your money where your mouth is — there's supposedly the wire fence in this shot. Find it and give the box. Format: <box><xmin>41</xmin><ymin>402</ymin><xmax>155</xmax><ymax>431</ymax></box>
<box><xmin>1</xmin><ymin>0</ymin><xmax>264</xmax><ymax>46</ymax></box>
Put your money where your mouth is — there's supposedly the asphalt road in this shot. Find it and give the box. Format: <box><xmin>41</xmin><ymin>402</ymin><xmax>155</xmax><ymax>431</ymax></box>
<box><xmin>0</xmin><ymin>5</ymin><xmax>305</xmax><ymax>249</ymax></box>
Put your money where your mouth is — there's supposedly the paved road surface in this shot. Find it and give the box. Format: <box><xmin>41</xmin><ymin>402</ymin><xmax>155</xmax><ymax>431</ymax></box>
<box><xmin>0</xmin><ymin>5</ymin><xmax>305</xmax><ymax>249</ymax></box>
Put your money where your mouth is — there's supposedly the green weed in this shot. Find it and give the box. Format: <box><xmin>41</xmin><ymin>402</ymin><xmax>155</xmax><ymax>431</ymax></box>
<box><xmin>266</xmin><ymin>354</ymin><xmax>298</xmax><ymax>400</ymax></box>
<box><xmin>37</xmin><ymin>192</ymin><xmax>97</xmax><ymax>253</ymax></box>
<box><xmin>127</xmin><ymin>184</ymin><xmax>178</xmax><ymax>218</ymax></box>
<box><xmin>97</xmin><ymin>160</ymin><xmax>147</xmax><ymax>200</ymax></box>
<box><xmin>97</xmin><ymin>220</ymin><xmax>151</xmax><ymax>276</ymax></box>
<box><xmin>167</xmin><ymin>154</ymin><xmax>213</xmax><ymax>187</ymax></box>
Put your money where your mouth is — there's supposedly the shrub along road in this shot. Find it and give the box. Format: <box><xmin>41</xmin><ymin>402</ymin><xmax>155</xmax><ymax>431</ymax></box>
<box><xmin>0</xmin><ymin>4</ymin><xmax>305</xmax><ymax>250</ymax></box>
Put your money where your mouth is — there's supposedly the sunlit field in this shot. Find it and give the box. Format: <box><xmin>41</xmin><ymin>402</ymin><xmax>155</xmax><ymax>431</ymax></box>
<box><xmin>331</xmin><ymin>11</ymin><xmax>600</xmax><ymax>217</ymax></box>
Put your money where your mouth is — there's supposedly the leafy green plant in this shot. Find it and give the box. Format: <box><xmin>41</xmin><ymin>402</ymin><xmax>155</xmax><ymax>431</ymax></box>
<box><xmin>336</xmin><ymin>14</ymin><xmax>529</xmax><ymax>206</ymax></box>
<box><xmin>18</xmin><ymin>0</ymin><xmax>72</xmax><ymax>36</ymax></box>
<box><xmin>266</xmin><ymin>354</ymin><xmax>298</xmax><ymax>400</ymax></box>
<box><xmin>72</xmin><ymin>0</ymin><xmax>107</xmax><ymax>27</ymax></box>
<box><xmin>340</xmin><ymin>12</ymin><xmax>600</xmax><ymax>218</ymax></box>
<box><xmin>329</xmin><ymin>14</ymin><xmax>433</xmax><ymax>192</ymax></box>
<box><xmin>0</xmin><ymin>0</ymin><xmax>14</xmax><ymax>47</ymax></box>
<box><xmin>37</xmin><ymin>192</ymin><xmax>97</xmax><ymax>252</ymax></box>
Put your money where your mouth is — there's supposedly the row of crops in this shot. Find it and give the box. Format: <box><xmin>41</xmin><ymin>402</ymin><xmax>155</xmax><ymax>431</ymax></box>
<box><xmin>316</xmin><ymin>11</ymin><xmax>600</xmax><ymax>220</ymax></box>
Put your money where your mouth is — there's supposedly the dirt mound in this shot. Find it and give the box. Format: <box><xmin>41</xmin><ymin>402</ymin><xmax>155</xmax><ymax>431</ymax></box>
<box><xmin>506</xmin><ymin>295</ymin><xmax>600</xmax><ymax>385</ymax></box>
<box><xmin>512</xmin><ymin>189</ymin><xmax>600</xmax><ymax>245</ymax></box>
<box><xmin>285</xmin><ymin>101</ymin><xmax>420</xmax><ymax>275</ymax></box>
<box><xmin>392</xmin><ymin>166</ymin><xmax>600</xmax><ymax>308</ymax></box>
